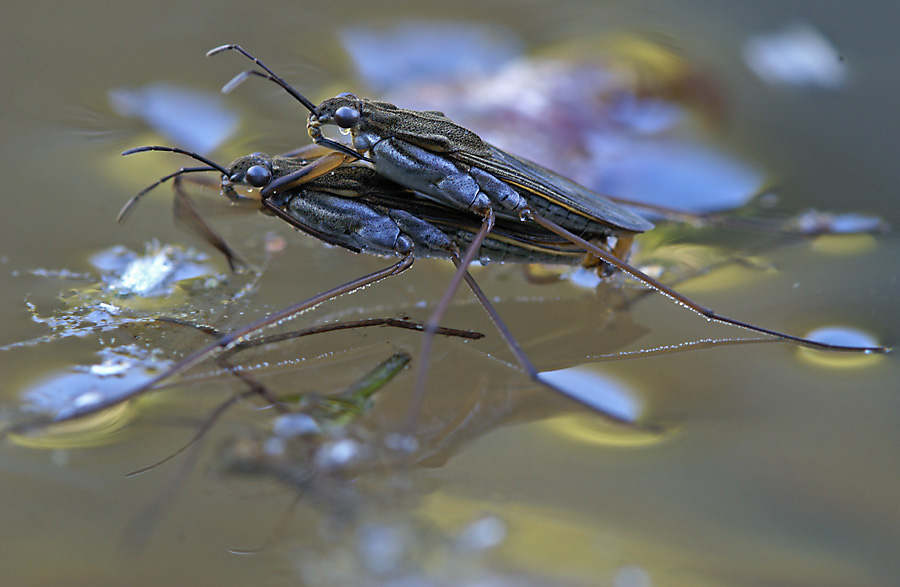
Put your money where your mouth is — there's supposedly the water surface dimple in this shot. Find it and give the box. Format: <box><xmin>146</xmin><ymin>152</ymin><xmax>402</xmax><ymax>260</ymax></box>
<box><xmin>539</xmin><ymin>366</ymin><xmax>671</xmax><ymax>447</ymax></box>
<box><xmin>798</xmin><ymin>326</ymin><xmax>886</xmax><ymax>368</ymax></box>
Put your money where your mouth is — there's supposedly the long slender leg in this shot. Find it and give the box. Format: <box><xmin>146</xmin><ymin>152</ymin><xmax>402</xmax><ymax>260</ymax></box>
<box><xmin>601</xmin><ymin>195</ymin><xmax>889</xmax><ymax>235</ymax></box>
<box><xmin>527</xmin><ymin>209</ymin><xmax>887</xmax><ymax>353</ymax></box>
<box><xmin>5</xmin><ymin>254</ymin><xmax>416</xmax><ymax>436</ymax></box>
<box><xmin>403</xmin><ymin>209</ymin><xmax>495</xmax><ymax>434</ymax></box>
<box><xmin>402</xmin><ymin>207</ymin><xmax>647</xmax><ymax>433</ymax></box>
<box><xmin>454</xmin><ymin>260</ymin><xmax>641</xmax><ymax>427</ymax></box>
<box><xmin>216</xmin><ymin>317</ymin><xmax>483</xmax><ymax>364</ymax></box>
<box><xmin>172</xmin><ymin>176</ymin><xmax>248</xmax><ymax>272</ymax></box>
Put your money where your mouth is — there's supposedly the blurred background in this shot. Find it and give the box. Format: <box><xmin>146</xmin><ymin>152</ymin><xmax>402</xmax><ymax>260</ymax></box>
<box><xmin>1</xmin><ymin>1</ymin><xmax>898</xmax><ymax>585</ymax></box>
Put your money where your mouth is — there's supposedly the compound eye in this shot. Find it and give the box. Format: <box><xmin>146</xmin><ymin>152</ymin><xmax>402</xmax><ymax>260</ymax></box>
<box><xmin>244</xmin><ymin>165</ymin><xmax>271</xmax><ymax>188</ymax></box>
<box><xmin>334</xmin><ymin>106</ymin><xmax>360</xmax><ymax>129</ymax></box>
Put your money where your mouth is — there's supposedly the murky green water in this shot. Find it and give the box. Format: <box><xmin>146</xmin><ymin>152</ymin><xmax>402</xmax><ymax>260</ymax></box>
<box><xmin>2</xmin><ymin>2</ymin><xmax>899</xmax><ymax>585</ymax></box>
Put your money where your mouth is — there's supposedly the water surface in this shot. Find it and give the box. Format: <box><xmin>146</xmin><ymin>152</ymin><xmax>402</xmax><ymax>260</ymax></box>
<box><xmin>1</xmin><ymin>2</ymin><xmax>898</xmax><ymax>585</ymax></box>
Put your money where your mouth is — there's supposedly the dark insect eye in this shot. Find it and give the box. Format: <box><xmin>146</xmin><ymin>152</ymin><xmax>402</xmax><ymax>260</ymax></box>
<box><xmin>334</xmin><ymin>106</ymin><xmax>360</xmax><ymax>129</ymax></box>
<box><xmin>245</xmin><ymin>165</ymin><xmax>271</xmax><ymax>188</ymax></box>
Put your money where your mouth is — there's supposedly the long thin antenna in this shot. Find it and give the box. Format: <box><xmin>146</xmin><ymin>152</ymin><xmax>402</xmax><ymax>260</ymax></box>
<box><xmin>207</xmin><ymin>45</ymin><xmax>371</xmax><ymax>162</ymax></box>
<box><xmin>118</xmin><ymin>146</ymin><xmax>230</xmax><ymax>222</ymax></box>
<box><xmin>122</xmin><ymin>146</ymin><xmax>229</xmax><ymax>174</ymax></box>
<box><xmin>207</xmin><ymin>44</ymin><xmax>319</xmax><ymax>113</ymax></box>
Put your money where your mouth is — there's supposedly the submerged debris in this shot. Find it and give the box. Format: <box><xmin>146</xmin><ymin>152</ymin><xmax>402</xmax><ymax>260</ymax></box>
<box><xmin>4</xmin><ymin>241</ymin><xmax>228</xmax><ymax>353</ymax></box>
<box><xmin>93</xmin><ymin>240</ymin><xmax>223</xmax><ymax>299</ymax></box>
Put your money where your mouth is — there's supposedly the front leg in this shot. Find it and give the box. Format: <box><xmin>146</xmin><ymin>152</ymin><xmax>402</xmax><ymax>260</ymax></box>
<box><xmin>262</xmin><ymin>151</ymin><xmax>350</xmax><ymax>198</ymax></box>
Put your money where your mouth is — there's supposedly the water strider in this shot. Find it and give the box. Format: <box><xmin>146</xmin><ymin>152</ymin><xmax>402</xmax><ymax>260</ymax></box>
<box><xmin>206</xmin><ymin>44</ymin><xmax>887</xmax><ymax>429</ymax></box>
<box><xmin>5</xmin><ymin>143</ymin><xmax>641</xmax><ymax>437</ymax></box>
<box><xmin>7</xmin><ymin>46</ymin><xmax>889</xmax><ymax>442</ymax></box>
<box><xmin>116</xmin><ymin>145</ymin><xmax>662</xmax><ymax>429</ymax></box>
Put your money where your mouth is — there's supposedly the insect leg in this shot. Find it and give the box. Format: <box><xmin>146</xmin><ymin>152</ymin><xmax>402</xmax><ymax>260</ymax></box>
<box><xmin>172</xmin><ymin>176</ymin><xmax>248</xmax><ymax>272</ymax></box>
<box><xmin>401</xmin><ymin>208</ymin><xmax>651</xmax><ymax>432</ymax></box>
<box><xmin>454</xmin><ymin>257</ymin><xmax>644</xmax><ymax>427</ymax></box>
<box><xmin>260</xmin><ymin>151</ymin><xmax>349</xmax><ymax>198</ymax></box>
<box><xmin>216</xmin><ymin>318</ymin><xmax>483</xmax><ymax>365</ymax></box>
<box><xmin>127</xmin><ymin>317</ymin><xmax>482</xmax><ymax>478</ymax></box>
<box><xmin>369</xmin><ymin>138</ymin><xmax>494</xmax><ymax>213</ymax></box>
<box><xmin>527</xmin><ymin>209</ymin><xmax>888</xmax><ymax>353</ymax></box>
<box><xmin>404</xmin><ymin>209</ymin><xmax>496</xmax><ymax>434</ymax></box>
<box><xmin>4</xmin><ymin>252</ymin><xmax>417</xmax><ymax>437</ymax></box>
<box><xmin>600</xmin><ymin>196</ymin><xmax>889</xmax><ymax>236</ymax></box>
<box><xmin>369</xmin><ymin>140</ymin><xmax>526</xmax><ymax>214</ymax></box>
